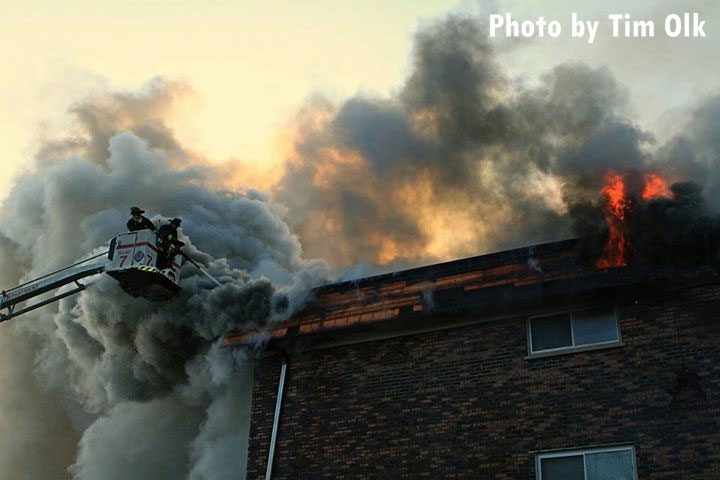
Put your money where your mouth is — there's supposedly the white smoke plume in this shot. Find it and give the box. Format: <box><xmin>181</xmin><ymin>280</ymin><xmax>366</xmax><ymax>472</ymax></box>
<box><xmin>0</xmin><ymin>78</ymin><xmax>327</xmax><ymax>479</ymax></box>
<box><xmin>3</xmin><ymin>11</ymin><xmax>720</xmax><ymax>479</ymax></box>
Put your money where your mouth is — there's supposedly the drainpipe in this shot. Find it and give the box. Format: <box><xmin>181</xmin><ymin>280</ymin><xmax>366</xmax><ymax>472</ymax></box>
<box><xmin>265</xmin><ymin>355</ymin><xmax>288</xmax><ymax>480</ymax></box>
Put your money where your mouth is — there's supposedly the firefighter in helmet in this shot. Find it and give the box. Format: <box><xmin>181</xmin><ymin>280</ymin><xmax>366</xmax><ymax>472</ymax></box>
<box><xmin>157</xmin><ymin>218</ymin><xmax>185</xmax><ymax>269</ymax></box>
<box><xmin>127</xmin><ymin>207</ymin><xmax>156</xmax><ymax>232</ymax></box>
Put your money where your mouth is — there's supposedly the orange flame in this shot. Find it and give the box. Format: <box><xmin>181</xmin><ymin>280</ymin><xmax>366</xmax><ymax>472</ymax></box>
<box><xmin>596</xmin><ymin>174</ymin><xmax>628</xmax><ymax>269</ymax></box>
<box><xmin>642</xmin><ymin>173</ymin><xmax>670</xmax><ymax>200</ymax></box>
<box><xmin>596</xmin><ymin>172</ymin><xmax>671</xmax><ymax>269</ymax></box>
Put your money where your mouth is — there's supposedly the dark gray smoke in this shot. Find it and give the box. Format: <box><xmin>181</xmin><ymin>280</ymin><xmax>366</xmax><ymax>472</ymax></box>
<box><xmin>0</xmin><ymin>78</ymin><xmax>326</xmax><ymax>479</ymax></box>
<box><xmin>573</xmin><ymin>178</ymin><xmax>720</xmax><ymax>267</ymax></box>
<box><xmin>3</xmin><ymin>12</ymin><xmax>720</xmax><ymax>480</ymax></box>
<box><xmin>656</xmin><ymin>95</ymin><xmax>720</xmax><ymax>212</ymax></box>
<box><xmin>275</xmin><ymin>15</ymin><xmax>720</xmax><ymax>270</ymax></box>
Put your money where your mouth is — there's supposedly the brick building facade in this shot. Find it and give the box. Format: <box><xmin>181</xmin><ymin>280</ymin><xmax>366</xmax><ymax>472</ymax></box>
<box><xmin>227</xmin><ymin>239</ymin><xmax>720</xmax><ymax>479</ymax></box>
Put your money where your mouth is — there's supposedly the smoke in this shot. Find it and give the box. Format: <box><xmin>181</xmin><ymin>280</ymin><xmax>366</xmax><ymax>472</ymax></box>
<box><xmin>573</xmin><ymin>176</ymin><xmax>720</xmax><ymax>267</ymax></box>
<box><xmin>0</xmin><ymin>78</ymin><xmax>327</xmax><ymax>479</ymax></box>
<box><xmin>657</xmin><ymin>95</ymin><xmax>720</xmax><ymax>212</ymax></box>
<box><xmin>2</xmin><ymin>10</ymin><xmax>720</xmax><ymax>480</ymax></box>
<box><xmin>274</xmin><ymin>14</ymin><xmax>720</xmax><ymax>269</ymax></box>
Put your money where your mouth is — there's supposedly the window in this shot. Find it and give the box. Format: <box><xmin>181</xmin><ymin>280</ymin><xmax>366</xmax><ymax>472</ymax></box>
<box><xmin>528</xmin><ymin>307</ymin><xmax>620</xmax><ymax>354</ymax></box>
<box><xmin>536</xmin><ymin>446</ymin><xmax>637</xmax><ymax>480</ymax></box>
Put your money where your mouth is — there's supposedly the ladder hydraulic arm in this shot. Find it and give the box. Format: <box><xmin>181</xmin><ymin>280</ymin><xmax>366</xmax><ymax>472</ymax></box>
<box><xmin>0</xmin><ymin>251</ymin><xmax>108</xmax><ymax>323</ymax></box>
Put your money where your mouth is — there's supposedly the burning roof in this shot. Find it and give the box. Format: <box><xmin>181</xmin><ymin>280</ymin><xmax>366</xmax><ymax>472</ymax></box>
<box><xmin>225</xmin><ymin>234</ymin><xmax>720</xmax><ymax>350</ymax></box>
<box><xmin>578</xmin><ymin>172</ymin><xmax>720</xmax><ymax>268</ymax></box>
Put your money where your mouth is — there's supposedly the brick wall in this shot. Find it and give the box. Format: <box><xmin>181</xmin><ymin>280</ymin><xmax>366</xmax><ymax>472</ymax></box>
<box><xmin>246</xmin><ymin>283</ymin><xmax>720</xmax><ymax>479</ymax></box>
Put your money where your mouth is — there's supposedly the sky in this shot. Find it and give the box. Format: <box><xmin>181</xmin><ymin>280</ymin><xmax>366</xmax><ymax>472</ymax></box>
<box><xmin>0</xmin><ymin>0</ymin><xmax>459</xmax><ymax>194</ymax></box>
<box><xmin>1</xmin><ymin>0</ymin><xmax>717</xmax><ymax>201</ymax></box>
<box><xmin>0</xmin><ymin>3</ymin><xmax>718</xmax><ymax>477</ymax></box>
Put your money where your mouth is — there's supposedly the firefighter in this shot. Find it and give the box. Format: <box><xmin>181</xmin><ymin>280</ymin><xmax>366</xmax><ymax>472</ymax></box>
<box><xmin>157</xmin><ymin>218</ymin><xmax>185</xmax><ymax>269</ymax></box>
<box><xmin>127</xmin><ymin>207</ymin><xmax>156</xmax><ymax>232</ymax></box>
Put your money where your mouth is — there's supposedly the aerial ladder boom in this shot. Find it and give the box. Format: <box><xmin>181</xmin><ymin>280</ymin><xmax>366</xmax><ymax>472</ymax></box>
<box><xmin>0</xmin><ymin>228</ymin><xmax>220</xmax><ymax>324</ymax></box>
<box><xmin>0</xmin><ymin>252</ymin><xmax>108</xmax><ymax>323</ymax></box>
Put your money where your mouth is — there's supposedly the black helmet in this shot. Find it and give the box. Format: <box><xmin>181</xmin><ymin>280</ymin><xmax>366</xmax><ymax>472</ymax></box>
<box><xmin>170</xmin><ymin>217</ymin><xmax>182</xmax><ymax>226</ymax></box>
<box><xmin>130</xmin><ymin>206</ymin><xmax>145</xmax><ymax>215</ymax></box>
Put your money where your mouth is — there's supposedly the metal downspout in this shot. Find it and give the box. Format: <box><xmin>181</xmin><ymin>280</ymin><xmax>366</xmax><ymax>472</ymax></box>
<box><xmin>265</xmin><ymin>356</ymin><xmax>287</xmax><ymax>480</ymax></box>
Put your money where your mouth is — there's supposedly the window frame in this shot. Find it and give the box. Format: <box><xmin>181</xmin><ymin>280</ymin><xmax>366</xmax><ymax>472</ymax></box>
<box><xmin>527</xmin><ymin>306</ymin><xmax>622</xmax><ymax>356</ymax></box>
<box><xmin>535</xmin><ymin>445</ymin><xmax>638</xmax><ymax>480</ymax></box>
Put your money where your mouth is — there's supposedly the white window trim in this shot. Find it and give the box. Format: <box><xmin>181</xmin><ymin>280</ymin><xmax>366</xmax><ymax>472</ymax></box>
<box><xmin>535</xmin><ymin>445</ymin><xmax>638</xmax><ymax>480</ymax></box>
<box><xmin>527</xmin><ymin>306</ymin><xmax>622</xmax><ymax>356</ymax></box>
